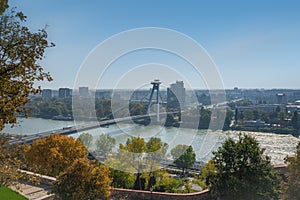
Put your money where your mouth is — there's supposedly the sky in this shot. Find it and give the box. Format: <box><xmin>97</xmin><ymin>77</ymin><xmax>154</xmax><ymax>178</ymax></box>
<box><xmin>8</xmin><ymin>0</ymin><xmax>300</xmax><ymax>90</ymax></box>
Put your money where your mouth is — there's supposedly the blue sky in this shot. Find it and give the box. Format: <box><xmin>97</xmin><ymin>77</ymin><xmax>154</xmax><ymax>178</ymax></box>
<box><xmin>8</xmin><ymin>0</ymin><xmax>300</xmax><ymax>89</ymax></box>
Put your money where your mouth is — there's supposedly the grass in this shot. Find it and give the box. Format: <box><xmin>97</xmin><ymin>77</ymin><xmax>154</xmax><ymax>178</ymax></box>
<box><xmin>0</xmin><ymin>186</ymin><xmax>28</xmax><ymax>200</ymax></box>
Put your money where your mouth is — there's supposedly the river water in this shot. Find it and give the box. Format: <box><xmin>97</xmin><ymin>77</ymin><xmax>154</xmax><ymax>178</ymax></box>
<box><xmin>1</xmin><ymin>117</ymin><xmax>299</xmax><ymax>165</ymax></box>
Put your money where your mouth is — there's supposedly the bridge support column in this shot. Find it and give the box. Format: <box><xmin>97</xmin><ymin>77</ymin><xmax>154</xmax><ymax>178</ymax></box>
<box><xmin>147</xmin><ymin>79</ymin><xmax>161</xmax><ymax>122</ymax></box>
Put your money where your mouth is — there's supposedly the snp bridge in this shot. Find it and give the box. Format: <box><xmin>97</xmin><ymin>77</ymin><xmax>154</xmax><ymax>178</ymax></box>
<box><xmin>8</xmin><ymin>112</ymin><xmax>176</xmax><ymax>146</ymax></box>
<box><xmin>9</xmin><ymin>79</ymin><xmax>173</xmax><ymax>145</ymax></box>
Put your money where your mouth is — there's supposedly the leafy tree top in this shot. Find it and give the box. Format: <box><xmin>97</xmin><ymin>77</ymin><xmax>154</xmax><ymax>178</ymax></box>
<box><xmin>78</xmin><ymin>132</ymin><xmax>93</xmax><ymax>149</ymax></box>
<box><xmin>95</xmin><ymin>133</ymin><xmax>116</xmax><ymax>158</ymax></box>
<box><xmin>25</xmin><ymin>134</ymin><xmax>87</xmax><ymax>177</ymax></box>
<box><xmin>121</xmin><ymin>136</ymin><xmax>147</xmax><ymax>154</ymax></box>
<box><xmin>207</xmin><ymin>134</ymin><xmax>280</xmax><ymax>200</ymax></box>
<box><xmin>53</xmin><ymin>158</ymin><xmax>112</xmax><ymax>200</ymax></box>
<box><xmin>0</xmin><ymin>134</ymin><xmax>27</xmax><ymax>187</ymax></box>
<box><xmin>0</xmin><ymin>7</ymin><xmax>53</xmax><ymax>130</ymax></box>
<box><xmin>281</xmin><ymin>141</ymin><xmax>300</xmax><ymax>200</ymax></box>
<box><xmin>0</xmin><ymin>0</ymin><xmax>8</xmax><ymax>14</ymax></box>
<box><xmin>171</xmin><ymin>144</ymin><xmax>196</xmax><ymax>174</ymax></box>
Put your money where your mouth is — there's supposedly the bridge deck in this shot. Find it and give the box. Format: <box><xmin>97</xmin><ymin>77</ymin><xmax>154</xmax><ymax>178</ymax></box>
<box><xmin>9</xmin><ymin>112</ymin><xmax>176</xmax><ymax>145</ymax></box>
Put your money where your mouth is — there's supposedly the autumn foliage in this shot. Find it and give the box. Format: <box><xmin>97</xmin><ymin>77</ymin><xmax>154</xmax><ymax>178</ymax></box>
<box><xmin>25</xmin><ymin>134</ymin><xmax>87</xmax><ymax>177</ymax></box>
<box><xmin>0</xmin><ymin>7</ymin><xmax>53</xmax><ymax>130</ymax></box>
<box><xmin>53</xmin><ymin>158</ymin><xmax>111</xmax><ymax>200</ymax></box>
<box><xmin>0</xmin><ymin>135</ymin><xmax>26</xmax><ymax>187</ymax></box>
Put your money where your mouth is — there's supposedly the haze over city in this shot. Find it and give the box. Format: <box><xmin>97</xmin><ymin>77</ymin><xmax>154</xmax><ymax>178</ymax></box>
<box><xmin>9</xmin><ymin>0</ymin><xmax>300</xmax><ymax>89</ymax></box>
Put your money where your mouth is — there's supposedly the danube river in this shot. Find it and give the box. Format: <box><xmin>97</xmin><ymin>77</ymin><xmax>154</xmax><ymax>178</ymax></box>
<box><xmin>2</xmin><ymin>117</ymin><xmax>299</xmax><ymax>165</ymax></box>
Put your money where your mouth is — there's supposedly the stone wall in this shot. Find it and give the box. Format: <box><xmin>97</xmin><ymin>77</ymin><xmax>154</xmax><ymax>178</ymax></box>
<box><xmin>112</xmin><ymin>188</ymin><xmax>211</xmax><ymax>200</ymax></box>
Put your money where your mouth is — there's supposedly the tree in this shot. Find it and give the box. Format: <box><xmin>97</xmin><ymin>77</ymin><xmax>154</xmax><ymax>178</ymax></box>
<box><xmin>78</xmin><ymin>132</ymin><xmax>93</xmax><ymax>149</ymax></box>
<box><xmin>199</xmin><ymin>108</ymin><xmax>211</xmax><ymax>129</ymax></box>
<box><xmin>171</xmin><ymin>144</ymin><xmax>196</xmax><ymax>174</ymax></box>
<box><xmin>154</xmin><ymin>172</ymin><xmax>182</xmax><ymax>193</ymax></box>
<box><xmin>281</xmin><ymin>142</ymin><xmax>300</xmax><ymax>200</ymax></box>
<box><xmin>53</xmin><ymin>158</ymin><xmax>111</xmax><ymax>200</ymax></box>
<box><xmin>146</xmin><ymin>137</ymin><xmax>168</xmax><ymax>156</ymax></box>
<box><xmin>0</xmin><ymin>134</ymin><xmax>26</xmax><ymax>187</ymax></box>
<box><xmin>0</xmin><ymin>0</ymin><xmax>8</xmax><ymax>14</ymax></box>
<box><xmin>146</xmin><ymin>137</ymin><xmax>168</xmax><ymax>171</ymax></box>
<box><xmin>199</xmin><ymin>160</ymin><xmax>217</xmax><ymax>189</ymax></box>
<box><xmin>119</xmin><ymin>136</ymin><xmax>147</xmax><ymax>190</ymax></box>
<box><xmin>25</xmin><ymin>134</ymin><xmax>87</xmax><ymax>177</ymax></box>
<box><xmin>145</xmin><ymin>137</ymin><xmax>168</xmax><ymax>189</ymax></box>
<box><xmin>26</xmin><ymin>97</ymin><xmax>73</xmax><ymax>119</ymax></box>
<box><xmin>292</xmin><ymin>111</ymin><xmax>299</xmax><ymax>133</ymax></box>
<box><xmin>95</xmin><ymin>134</ymin><xmax>116</xmax><ymax>159</ymax></box>
<box><xmin>0</xmin><ymin>7</ymin><xmax>54</xmax><ymax>130</ymax></box>
<box><xmin>223</xmin><ymin>109</ymin><xmax>233</xmax><ymax>130</ymax></box>
<box><xmin>104</xmin><ymin>156</ymin><xmax>136</xmax><ymax>189</ymax></box>
<box><xmin>108</xmin><ymin>136</ymin><xmax>169</xmax><ymax>190</ymax></box>
<box><xmin>207</xmin><ymin>135</ymin><xmax>280</xmax><ymax>199</ymax></box>
<box><xmin>109</xmin><ymin>168</ymin><xmax>135</xmax><ymax>189</ymax></box>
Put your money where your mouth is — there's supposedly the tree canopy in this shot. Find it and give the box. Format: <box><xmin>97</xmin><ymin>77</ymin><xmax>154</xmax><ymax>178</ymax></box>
<box><xmin>109</xmin><ymin>168</ymin><xmax>135</xmax><ymax>189</ymax></box>
<box><xmin>0</xmin><ymin>135</ymin><xmax>26</xmax><ymax>187</ymax></box>
<box><xmin>207</xmin><ymin>134</ymin><xmax>280</xmax><ymax>200</ymax></box>
<box><xmin>281</xmin><ymin>141</ymin><xmax>300</xmax><ymax>200</ymax></box>
<box><xmin>110</xmin><ymin>136</ymin><xmax>169</xmax><ymax>190</ymax></box>
<box><xmin>25</xmin><ymin>134</ymin><xmax>87</xmax><ymax>177</ymax></box>
<box><xmin>0</xmin><ymin>0</ymin><xmax>8</xmax><ymax>14</ymax></box>
<box><xmin>171</xmin><ymin>144</ymin><xmax>196</xmax><ymax>174</ymax></box>
<box><xmin>78</xmin><ymin>132</ymin><xmax>93</xmax><ymax>150</ymax></box>
<box><xmin>0</xmin><ymin>6</ymin><xmax>53</xmax><ymax>130</ymax></box>
<box><xmin>119</xmin><ymin>136</ymin><xmax>147</xmax><ymax>190</ymax></box>
<box><xmin>95</xmin><ymin>133</ymin><xmax>116</xmax><ymax>159</ymax></box>
<box><xmin>145</xmin><ymin>137</ymin><xmax>168</xmax><ymax>173</ymax></box>
<box><xmin>199</xmin><ymin>160</ymin><xmax>217</xmax><ymax>189</ymax></box>
<box><xmin>53</xmin><ymin>158</ymin><xmax>111</xmax><ymax>200</ymax></box>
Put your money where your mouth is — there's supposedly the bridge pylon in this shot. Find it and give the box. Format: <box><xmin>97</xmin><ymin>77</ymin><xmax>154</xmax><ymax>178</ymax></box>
<box><xmin>147</xmin><ymin>79</ymin><xmax>161</xmax><ymax>121</ymax></box>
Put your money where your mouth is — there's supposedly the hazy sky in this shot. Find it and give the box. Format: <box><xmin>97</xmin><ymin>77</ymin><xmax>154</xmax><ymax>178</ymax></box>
<box><xmin>8</xmin><ymin>0</ymin><xmax>300</xmax><ymax>90</ymax></box>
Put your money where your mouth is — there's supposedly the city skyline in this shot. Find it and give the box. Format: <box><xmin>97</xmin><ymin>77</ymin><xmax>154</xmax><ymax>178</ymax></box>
<box><xmin>41</xmin><ymin>84</ymin><xmax>300</xmax><ymax>91</ymax></box>
<box><xmin>39</xmin><ymin>83</ymin><xmax>300</xmax><ymax>110</ymax></box>
<box><xmin>8</xmin><ymin>0</ymin><xmax>300</xmax><ymax>89</ymax></box>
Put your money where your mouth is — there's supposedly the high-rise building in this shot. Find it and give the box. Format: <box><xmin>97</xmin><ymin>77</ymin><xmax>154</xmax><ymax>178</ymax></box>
<box><xmin>276</xmin><ymin>93</ymin><xmax>287</xmax><ymax>104</ymax></box>
<box><xmin>79</xmin><ymin>87</ymin><xmax>90</xmax><ymax>97</ymax></box>
<box><xmin>167</xmin><ymin>81</ymin><xmax>185</xmax><ymax>109</ymax></box>
<box><xmin>95</xmin><ymin>89</ymin><xmax>112</xmax><ymax>99</ymax></box>
<box><xmin>58</xmin><ymin>88</ymin><xmax>72</xmax><ymax>98</ymax></box>
<box><xmin>42</xmin><ymin>89</ymin><xmax>52</xmax><ymax>99</ymax></box>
